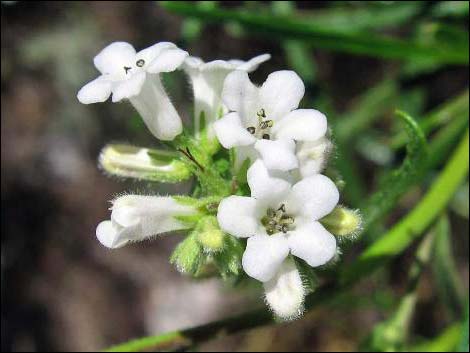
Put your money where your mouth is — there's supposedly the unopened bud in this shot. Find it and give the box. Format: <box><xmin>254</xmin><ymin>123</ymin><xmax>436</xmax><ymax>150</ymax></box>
<box><xmin>320</xmin><ymin>206</ymin><xmax>362</xmax><ymax>239</ymax></box>
<box><xmin>195</xmin><ymin>216</ymin><xmax>225</xmax><ymax>253</ymax></box>
<box><xmin>99</xmin><ymin>144</ymin><xmax>191</xmax><ymax>183</ymax></box>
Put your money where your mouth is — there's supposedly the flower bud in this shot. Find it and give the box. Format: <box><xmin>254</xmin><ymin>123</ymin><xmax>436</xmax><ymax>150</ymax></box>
<box><xmin>320</xmin><ymin>206</ymin><xmax>362</xmax><ymax>239</ymax></box>
<box><xmin>99</xmin><ymin>144</ymin><xmax>191</xmax><ymax>183</ymax></box>
<box><xmin>195</xmin><ymin>216</ymin><xmax>225</xmax><ymax>253</ymax></box>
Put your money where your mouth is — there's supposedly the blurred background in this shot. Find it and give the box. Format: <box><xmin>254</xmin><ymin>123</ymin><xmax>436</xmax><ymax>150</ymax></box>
<box><xmin>1</xmin><ymin>1</ymin><xmax>468</xmax><ymax>352</ymax></box>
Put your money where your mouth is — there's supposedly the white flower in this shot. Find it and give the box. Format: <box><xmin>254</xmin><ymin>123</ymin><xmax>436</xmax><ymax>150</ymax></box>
<box><xmin>296</xmin><ymin>136</ymin><xmax>333</xmax><ymax>178</ymax></box>
<box><xmin>183</xmin><ymin>54</ymin><xmax>270</xmax><ymax>138</ymax></box>
<box><xmin>77</xmin><ymin>41</ymin><xmax>188</xmax><ymax>140</ymax></box>
<box><xmin>264</xmin><ymin>257</ymin><xmax>305</xmax><ymax>320</ymax></box>
<box><xmin>96</xmin><ymin>195</ymin><xmax>197</xmax><ymax>249</ymax></box>
<box><xmin>217</xmin><ymin>160</ymin><xmax>339</xmax><ymax>282</ymax></box>
<box><xmin>214</xmin><ymin>70</ymin><xmax>328</xmax><ymax>171</ymax></box>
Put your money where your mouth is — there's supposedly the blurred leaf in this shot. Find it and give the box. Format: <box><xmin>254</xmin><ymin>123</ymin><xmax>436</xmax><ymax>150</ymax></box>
<box><xmin>361</xmin><ymin>111</ymin><xmax>427</xmax><ymax>230</ymax></box>
<box><xmin>450</xmin><ymin>182</ymin><xmax>469</xmax><ymax>219</ymax></box>
<box><xmin>362</xmin><ymin>232</ymin><xmax>435</xmax><ymax>352</ymax></box>
<box><xmin>407</xmin><ymin>323</ymin><xmax>462</xmax><ymax>352</ymax></box>
<box><xmin>334</xmin><ymin>79</ymin><xmax>398</xmax><ymax>143</ymax></box>
<box><xmin>432</xmin><ymin>1</ymin><xmax>469</xmax><ymax>18</ymax></box>
<box><xmin>161</xmin><ymin>1</ymin><xmax>469</xmax><ymax>64</ymax></box>
<box><xmin>432</xmin><ymin>214</ymin><xmax>465</xmax><ymax>319</ymax></box>
<box><xmin>459</xmin><ymin>304</ymin><xmax>469</xmax><ymax>352</ymax></box>
<box><xmin>296</xmin><ymin>1</ymin><xmax>424</xmax><ymax>32</ymax></box>
<box><xmin>333</xmin><ymin>79</ymin><xmax>399</xmax><ymax>206</ymax></box>
<box><xmin>271</xmin><ymin>1</ymin><xmax>316</xmax><ymax>82</ymax></box>
<box><xmin>342</xmin><ymin>130</ymin><xmax>469</xmax><ymax>284</ymax></box>
<box><xmin>402</xmin><ymin>23</ymin><xmax>469</xmax><ymax>77</ymax></box>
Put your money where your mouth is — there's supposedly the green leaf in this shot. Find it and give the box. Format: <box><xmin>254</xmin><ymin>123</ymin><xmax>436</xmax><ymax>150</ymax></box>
<box><xmin>342</xmin><ymin>130</ymin><xmax>469</xmax><ymax>285</ymax></box>
<box><xmin>432</xmin><ymin>214</ymin><xmax>465</xmax><ymax>318</ymax></box>
<box><xmin>161</xmin><ymin>1</ymin><xmax>468</xmax><ymax>64</ymax></box>
<box><xmin>391</xmin><ymin>90</ymin><xmax>469</xmax><ymax>149</ymax></box>
<box><xmin>287</xmin><ymin>2</ymin><xmax>424</xmax><ymax>33</ymax></box>
<box><xmin>407</xmin><ymin>323</ymin><xmax>462</xmax><ymax>352</ymax></box>
<box><xmin>432</xmin><ymin>1</ymin><xmax>469</xmax><ymax>18</ymax></box>
<box><xmin>362</xmin><ymin>232</ymin><xmax>435</xmax><ymax>351</ymax></box>
<box><xmin>99</xmin><ymin>144</ymin><xmax>192</xmax><ymax>183</ymax></box>
<box><xmin>361</xmin><ymin>110</ymin><xmax>427</xmax><ymax>231</ymax></box>
<box><xmin>458</xmin><ymin>303</ymin><xmax>469</xmax><ymax>352</ymax></box>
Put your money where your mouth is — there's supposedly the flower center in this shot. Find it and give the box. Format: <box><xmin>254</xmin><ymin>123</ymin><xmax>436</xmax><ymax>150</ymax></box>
<box><xmin>246</xmin><ymin>109</ymin><xmax>273</xmax><ymax>140</ymax></box>
<box><xmin>261</xmin><ymin>204</ymin><xmax>295</xmax><ymax>235</ymax></box>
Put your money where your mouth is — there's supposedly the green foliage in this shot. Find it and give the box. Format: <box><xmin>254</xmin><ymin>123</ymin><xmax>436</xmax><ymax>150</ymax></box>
<box><xmin>432</xmin><ymin>215</ymin><xmax>465</xmax><ymax>318</ymax></box>
<box><xmin>361</xmin><ymin>111</ymin><xmax>427</xmax><ymax>231</ymax></box>
<box><xmin>161</xmin><ymin>1</ymin><xmax>468</xmax><ymax>64</ymax></box>
<box><xmin>342</xmin><ymin>130</ymin><xmax>468</xmax><ymax>285</ymax></box>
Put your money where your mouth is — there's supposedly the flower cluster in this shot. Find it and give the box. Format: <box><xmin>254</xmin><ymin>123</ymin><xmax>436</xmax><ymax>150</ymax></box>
<box><xmin>79</xmin><ymin>41</ymin><xmax>361</xmax><ymax>320</ymax></box>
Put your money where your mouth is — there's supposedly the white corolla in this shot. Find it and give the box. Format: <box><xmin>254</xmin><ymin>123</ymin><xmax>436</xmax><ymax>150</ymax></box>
<box><xmin>96</xmin><ymin>195</ymin><xmax>197</xmax><ymax>249</ymax></box>
<box><xmin>217</xmin><ymin>160</ymin><xmax>339</xmax><ymax>283</ymax></box>
<box><xmin>214</xmin><ymin>70</ymin><xmax>328</xmax><ymax>171</ymax></box>
<box><xmin>77</xmin><ymin>41</ymin><xmax>188</xmax><ymax>140</ymax></box>
<box><xmin>183</xmin><ymin>54</ymin><xmax>270</xmax><ymax>139</ymax></box>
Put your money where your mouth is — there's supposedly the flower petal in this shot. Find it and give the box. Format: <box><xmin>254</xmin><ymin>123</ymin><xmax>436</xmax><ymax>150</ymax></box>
<box><xmin>254</xmin><ymin>139</ymin><xmax>298</xmax><ymax>171</ymax></box>
<box><xmin>287</xmin><ymin>174</ymin><xmax>339</xmax><ymax>220</ymax></box>
<box><xmin>222</xmin><ymin>70</ymin><xmax>260</xmax><ymax>126</ymax></box>
<box><xmin>111</xmin><ymin>71</ymin><xmax>146</xmax><ymax>102</ymax></box>
<box><xmin>273</xmin><ymin>109</ymin><xmax>327</xmax><ymax>142</ymax></box>
<box><xmin>93</xmin><ymin>42</ymin><xmax>136</xmax><ymax>79</ymax></box>
<box><xmin>146</xmin><ymin>48</ymin><xmax>189</xmax><ymax>73</ymax></box>
<box><xmin>297</xmin><ymin>137</ymin><xmax>333</xmax><ymax>177</ymax></box>
<box><xmin>259</xmin><ymin>70</ymin><xmax>305</xmax><ymax>120</ymax></box>
<box><xmin>214</xmin><ymin>112</ymin><xmax>256</xmax><ymax>148</ymax></box>
<box><xmin>264</xmin><ymin>257</ymin><xmax>305</xmax><ymax>320</ymax></box>
<box><xmin>247</xmin><ymin>160</ymin><xmax>291</xmax><ymax>204</ymax></box>
<box><xmin>217</xmin><ymin>196</ymin><xmax>260</xmax><ymax>238</ymax></box>
<box><xmin>242</xmin><ymin>233</ymin><xmax>290</xmax><ymax>282</ymax></box>
<box><xmin>235</xmin><ymin>53</ymin><xmax>271</xmax><ymax>72</ymax></box>
<box><xmin>129</xmin><ymin>76</ymin><xmax>183</xmax><ymax>140</ymax></box>
<box><xmin>135</xmin><ymin>42</ymin><xmax>176</xmax><ymax>67</ymax></box>
<box><xmin>77</xmin><ymin>76</ymin><xmax>112</xmax><ymax>104</ymax></box>
<box><xmin>96</xmin><ymin>220</ymin><xmax>131</xmax><ymax>249</ymax></box>
<box><xmin>288</xmin><ymin>221</ymin><xmax>336</xmax><ymax>267</ymax></box>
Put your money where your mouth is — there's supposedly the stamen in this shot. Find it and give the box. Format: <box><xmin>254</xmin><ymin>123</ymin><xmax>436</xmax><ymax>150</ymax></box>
<box><xmin>257</xmin><ymin>109</ymin><xmax>266</xmax><ymax>118</ymax></box>
<box><xmin>247</xmin><ymin>126</ymin><xmax>256</xmax><ymax>134</ymax></box>
<box><xmin>124</xmin><ymin>66</ymin><xmax>132</xmax><ymax>74</ymax></box>
<box><xmin>263</xmin><ymin>204</ymin><xmax>294</xmax><ymax>236</ymax></box>
<box><xmin>136</xmin><ymin>59</ymin><xmax>145</xmax><ymax>67</ymax></box>
<box><xmin>262</xmin><ymin>134</ymin><xmax>270</xmax><ymax>140</ymax></box>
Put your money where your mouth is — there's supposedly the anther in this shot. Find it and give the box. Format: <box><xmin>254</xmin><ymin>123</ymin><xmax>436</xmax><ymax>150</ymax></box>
<box><xmin>247</xmin><ymin>126</ymin><xmax>256</xmax><ymax>134</ymax></box>
<box><xmin>278</xmin><ymin>204</ymin><xmax>286</xmax><ymax>213</ymax></box>
<box><xmin>124</xmin><ymin>66</ymin><xmax>132</xmax><ymax>74</ymax></box>
<box><xmin>257</xmin><ymin>109</ymin><xmax>266</xmax><ymax>118</ymax></box>
<box><xmin>262</xmin><ymin>134</ymin><xmax>270</xmax><ymax>140</ymax></box>
<box><xmin>136</xmin><ymin>59</ymin><xmax>145</xmax><ymax>67</ymax></box>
